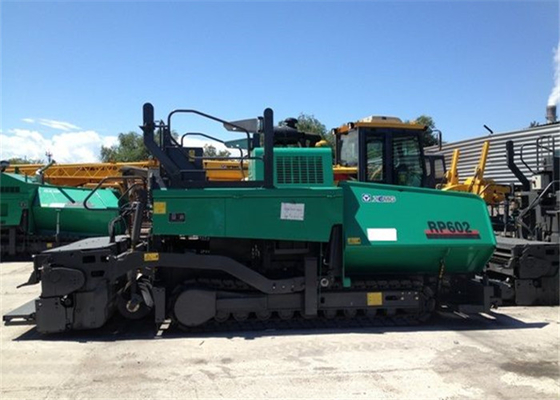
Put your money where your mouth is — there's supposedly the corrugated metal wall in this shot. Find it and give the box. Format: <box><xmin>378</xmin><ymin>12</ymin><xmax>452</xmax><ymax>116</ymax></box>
<box><xmin>425</xmin><ymin>122</ymin><xmax>560</xmax><ymax>185</ymax></box>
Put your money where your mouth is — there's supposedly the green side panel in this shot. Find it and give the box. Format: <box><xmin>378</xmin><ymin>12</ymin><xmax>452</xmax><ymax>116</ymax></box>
<box><xmin>0</xmin><ymin>173</ymin><xmax>36</xmax><ymax>228</ymax></box>
<box><xmin>32</xmin><ymin>186</ymin><xmax>122</xmax><ymax>236</ymax></box>
<box><xmin>342</xmin><ymin>181</ymin><xmax>496</xmax><ymax>275</ymax></box>
<box><xmin>249</xmin><ymin>148</ymin><xmax>334</xmax><ymax>187</ymax></box>
<box><xmin>36</xmin><ymin>186</ymin><xmax>119</xmax><ymax>209</ymax></box>
<box><xmin>152</xmin><ymin>187</ymin><xmax>343</xmax><ymax>242</ymax></box>
<box><xmin>32</xmin><ymin>207</ymin><xmax>121</xmax><ymax>236</ymax></box>
<box><xmin>1</xmin><ymin>172</ymin><xmax>122</xmax><ymax>236</ymax></box>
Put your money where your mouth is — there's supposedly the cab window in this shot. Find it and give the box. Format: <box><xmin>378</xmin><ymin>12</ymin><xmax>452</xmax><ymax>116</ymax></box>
<box><xmin>393</xmin><ymin>134</ymin><xmax>423</xmax><ymax>187</ymax></box>
<box><xmin>366</xmin><ymin>136</ymin><xmax>384</xmax><ymax>182</ymax></box>
<box><xmin>433</xmin><ymin>158</ymin><xmax>445</xmax><ymax>179</ymax></box>
<box><xmin>339</xmin><ymin>130</ymin><xmax>358</xmax><ymax>167</ymax></box>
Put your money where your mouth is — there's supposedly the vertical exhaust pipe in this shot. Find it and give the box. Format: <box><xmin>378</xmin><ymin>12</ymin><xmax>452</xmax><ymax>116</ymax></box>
<box><xmin>546</xmin><ymin>105</ymin><xmax>557</xmax><ymax>123</ymax></box>
<box><xmin>263</xmin><ymin>108</ymin><xmax>274</xmax><ymax>189</ymax></box>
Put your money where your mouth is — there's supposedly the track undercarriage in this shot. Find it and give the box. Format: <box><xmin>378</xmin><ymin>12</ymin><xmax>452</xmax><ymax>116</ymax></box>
<box><xmin>4</xmin><ymin>236</ymin><xmax>451</xmax><ymax>333</ymax></box>
<box><xmin>169</xmin><ymin>277</ymin><xmax>435</xmax><ymax>331</ymax></box>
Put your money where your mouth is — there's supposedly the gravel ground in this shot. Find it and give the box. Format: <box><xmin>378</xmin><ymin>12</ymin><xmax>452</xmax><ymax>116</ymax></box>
<box><xmin>1</xmin><ymin>261</ymin><xmax>559</xmax><ymax>400</ymax></box>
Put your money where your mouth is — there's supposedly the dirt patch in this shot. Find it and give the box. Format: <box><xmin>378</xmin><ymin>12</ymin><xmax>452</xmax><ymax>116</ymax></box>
<box><xmin>500</xmin><ymin>360</ymin><xmax>559</xmax><ymax>379</ymax></box>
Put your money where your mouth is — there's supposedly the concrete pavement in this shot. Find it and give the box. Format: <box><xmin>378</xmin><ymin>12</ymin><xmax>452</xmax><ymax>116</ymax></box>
<box><xmin>1</xmin><ymin>261</ymin><xmax>558</xmax><ymax>399</ymax></box>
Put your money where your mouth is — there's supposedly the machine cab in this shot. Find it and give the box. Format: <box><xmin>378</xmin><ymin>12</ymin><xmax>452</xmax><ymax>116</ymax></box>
<box><xmin>333</xmin><ymin>116</ymin><xmax>427</xmax><ymax>187</ymax></box>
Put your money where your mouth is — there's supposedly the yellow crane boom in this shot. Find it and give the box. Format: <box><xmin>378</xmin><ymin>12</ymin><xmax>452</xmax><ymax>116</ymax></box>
<box><xmin>6</xmin><ymin>159</ymin><xmax>248</xmax><ymax>188</ymax></box>
<box><xmin>5</xmin><ymin>161</ymin><xmax>158</xmax><ymax>189</ymax></box>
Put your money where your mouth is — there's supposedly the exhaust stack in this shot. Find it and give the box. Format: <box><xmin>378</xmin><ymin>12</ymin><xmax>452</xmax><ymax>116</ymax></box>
<box><xmin>546</xmin><ymin>105</ymin><xmax>557</xmax><ymax>123</ymax></box>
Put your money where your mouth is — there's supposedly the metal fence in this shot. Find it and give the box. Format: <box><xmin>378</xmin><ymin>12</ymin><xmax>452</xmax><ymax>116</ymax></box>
<box><xmin>425</xmin><ymin>122</ymin><xmax>560</xmax><ymax>185</ymax></box>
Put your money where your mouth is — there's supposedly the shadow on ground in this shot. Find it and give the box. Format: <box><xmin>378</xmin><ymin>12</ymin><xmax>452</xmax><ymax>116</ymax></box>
<box><xmin>10</xmin><ymin>310</ymin><xmax>549</xmax><ymax>343</ymax></box>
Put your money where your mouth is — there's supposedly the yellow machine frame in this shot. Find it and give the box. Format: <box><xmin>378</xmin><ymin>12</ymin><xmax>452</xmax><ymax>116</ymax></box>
<box><xmin>5</xmin><ymin>161</ymin><xmax>158</xmax><ymax>190</ymax></box>
<box><xmin>442</xmin><ymin>141</ymin><xmax>510</xmax><ymax>205</ymax></box>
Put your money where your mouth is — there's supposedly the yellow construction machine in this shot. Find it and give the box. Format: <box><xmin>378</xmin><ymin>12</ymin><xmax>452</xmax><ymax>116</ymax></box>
<box><xmin>331</xmin><ymin>116</ymin><xmax>439</xmax><ymax>187</ymax></box>
<box><xmin>441</xmin><ymin>141</ymin><xmax>510</xmax><ymax>205</ymax></box>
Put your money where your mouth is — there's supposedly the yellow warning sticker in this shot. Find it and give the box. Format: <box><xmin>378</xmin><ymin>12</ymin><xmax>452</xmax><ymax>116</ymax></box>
<box><xmin>347</xmin><ymin>237</ymin><xmax>361</xmax><ymax>245</ymax></box>
<box><xmin>188</xmin><ymin>149</ymin><xmax>196</xmax><ymax>162</ymax></box>
<box><xmin>153</xmin><ymin>202</ymin><xmax>166</xmax><ymax>214</ymax></box>
<box><xmin>367</xmin><ymin>292</ymin><xmax>383</xmax><ymax>306</ymax></box>
<box><xmin>144</xmin><ymin>253</ymin><xmax>159</xmax><ymax>262</ymax></box>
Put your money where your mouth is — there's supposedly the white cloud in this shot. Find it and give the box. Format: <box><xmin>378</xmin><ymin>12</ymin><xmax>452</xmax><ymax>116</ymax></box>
<box><xmin>1</xmin><ymin>129</ymin><xmax>117</xmax><ymax>163</ymax></box>
<box><xmin>102</xmin><ymin>135</ymin><xmax>119</xmax><ymax>148</ymax></box>
<box><xmin>22</xmin><ymin>118</ymin><xmax>35</xmax><ymax>124</ymax></box>
<box><xmin>38</xmin><ymin>118</ymin><xmax>81</xmax><ymax>131</ymax></box>
<box><xmin>0</xmin><ymin>126</ymin><xmax>242</xmax><ymax>164</ymax></box>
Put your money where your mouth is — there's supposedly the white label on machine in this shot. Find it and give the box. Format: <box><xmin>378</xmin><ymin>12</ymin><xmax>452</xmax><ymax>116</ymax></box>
<box><xmin>367</xmin><ymin>228</ymin><xmax>397</xmax><ymax>241</ymax></box>
<box><xmin>281</xmin><ymin>203</ymin><xmax>305</xmax><ymax>221</ymax></box>
<box><xmin>46</xmin><ymin>203</ymin><xmax>66</xmax><ymax>208</ymax></box>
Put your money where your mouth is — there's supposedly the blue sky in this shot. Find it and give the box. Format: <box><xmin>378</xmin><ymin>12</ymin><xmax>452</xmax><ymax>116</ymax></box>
<box><xmin>1</xmin><ymin>0</ymin><xmax>559</xmax><ymax>162</ymax></box>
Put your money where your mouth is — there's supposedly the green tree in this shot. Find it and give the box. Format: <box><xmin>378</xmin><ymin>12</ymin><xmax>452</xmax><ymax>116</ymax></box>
<box><xmin>277</xmin><ymin>113</ymin><xmax>332</xmax><ymax>148</ymax></box>
<box><xmin>295</xmin><ymin>113</ymin><xmax>327</xmax><ymax>136</ymax></box>
<box><xmin>295</xmin><ymin>113</ymin><xmax>333</xmax><ymax>146</ymax></box>
<box><xmin>406</xmin><ymin>115</ymin><xmax>440</xmax><ymax>147</ymax></box>
<box><xmin>203</xmin><ymin>144</ymin><xmax>230</xmax><ymax>157</ymax></box>
<box><xmin>100</xmin><ymin>132</ymin><xmax>150</xmax><ymax>162</ymax></box>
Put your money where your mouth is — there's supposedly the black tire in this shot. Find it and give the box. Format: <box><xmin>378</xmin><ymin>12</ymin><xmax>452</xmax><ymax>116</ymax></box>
<box><xmin>117</xmin><ymin>292</ymin><xmax>152</xmax><ymax>320</ymax></box>
<box><xmin>116</xmin><ymin>279</ymin><xmax>153</xmax><ymax>320</ymax></box>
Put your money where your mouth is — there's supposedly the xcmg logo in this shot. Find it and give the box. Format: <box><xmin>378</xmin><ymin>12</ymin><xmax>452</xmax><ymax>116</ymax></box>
<box><xmin>361</xmin><ymin>193</ymin><xmax>397</xmax><ymax>204</ymax></box>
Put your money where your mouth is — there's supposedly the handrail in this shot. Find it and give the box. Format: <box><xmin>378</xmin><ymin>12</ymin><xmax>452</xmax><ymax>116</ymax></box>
<box><xmin>82</xmin><ymin>176</ymin><xmax>146</xmax><ymax>211</ymax></box>
<box><xmin>142</xmin><ymin>103</ymin><xmax>275</xmax><ymax>189</ymax></box>
<box><xmin>519</xmin><ymin>143</ymin><xmax>535</xmax><ymax>174</ymax></box>
<box><xmin>517</xmin><ymin>179</ymin><xmax>559</xmax><ymax>222</ymax></box>
<box><xmin>168</xmin><ymin>109</ymin><xmax>253</xmax><ymax>157</ymax></box>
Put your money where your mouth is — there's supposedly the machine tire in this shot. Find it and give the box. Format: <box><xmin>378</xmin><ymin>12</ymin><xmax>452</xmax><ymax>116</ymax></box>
<box><xmin>117</xmin><ymin>279</ymin><xmax>153</xmax><ymax>320</ymax></box>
